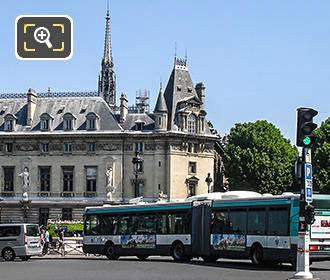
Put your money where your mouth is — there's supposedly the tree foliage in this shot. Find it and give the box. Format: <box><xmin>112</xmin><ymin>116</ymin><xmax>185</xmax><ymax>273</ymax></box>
<box><xmin>223</xmin><ymin>120</ymin><xmax>298</xmax><ymax>194</ymax></box>
<box><xmin>312</xmin><ymin>117</ymin><xmax>330</xmax><ymax>193</ymax></box>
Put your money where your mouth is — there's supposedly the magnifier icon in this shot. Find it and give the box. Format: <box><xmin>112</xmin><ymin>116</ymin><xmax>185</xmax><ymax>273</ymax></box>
<box><xmin>34</xmin><ymin>27</ymin><xmax>53</xmax><ymax>49</ymax></box>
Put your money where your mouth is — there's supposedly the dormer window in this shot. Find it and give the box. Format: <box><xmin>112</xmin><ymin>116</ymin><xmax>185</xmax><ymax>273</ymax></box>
<box><xmin>135</xmin><ymin>119</ymin><xmax>145</xmax><ymax>131</ymax></box>
<box><xmin>40</xmin><ymin>113</ymin><xmax>54</xmax><ymax>131</ymax></box>
<box><xmin>188</xmin><ymin>114</ymin><xmax>197</xmax><ymax>134</ymax></box>
<box><xmin>63</xmin><ymin>113</ymin><xmax>76</xmax><ymax>131</ymax></box>
<box><xmin>4</xmin><ymin>114</ymin><xmax>16</xmax><ymax>132</ymax></box>
<box><xmin>86</xmin><ymin>112</ymin><xmax>99</xmax><ymax>131</ymax></box>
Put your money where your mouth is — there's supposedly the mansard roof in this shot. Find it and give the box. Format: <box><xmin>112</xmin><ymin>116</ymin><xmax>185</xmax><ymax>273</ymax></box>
<box><xmin>0</xmin><ymin>93</ymin><xmax>122</xmax><ymax>133</ymax></box>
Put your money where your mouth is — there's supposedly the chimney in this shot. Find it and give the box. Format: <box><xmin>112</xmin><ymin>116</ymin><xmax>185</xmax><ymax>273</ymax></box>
<box><xmin>119</xmin><ymin>93</ymin><xmax>128</xmax><ymax>123</ymax></box>
<box><xmin>195</xmin><ymin>82</ymin><xmax>206</xmax><ymax>110</ymax></box>
<box><xmin>27</xmin><ymin>88</ymin><xmax>37</xmax><ymax>126</ymax></box>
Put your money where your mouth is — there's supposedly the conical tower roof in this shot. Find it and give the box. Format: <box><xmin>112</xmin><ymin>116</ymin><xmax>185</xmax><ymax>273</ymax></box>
<box><xmin>154</xmin><ymin>86</ymin><xmax>168</xmax><ymax>113</ymax></box>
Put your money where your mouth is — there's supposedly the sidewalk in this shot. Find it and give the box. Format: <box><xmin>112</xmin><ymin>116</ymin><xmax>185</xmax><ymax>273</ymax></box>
<box><xmin>32</xmin><ymin>254</ymin><xmax>106</xmax><ymax>260</ymax></box>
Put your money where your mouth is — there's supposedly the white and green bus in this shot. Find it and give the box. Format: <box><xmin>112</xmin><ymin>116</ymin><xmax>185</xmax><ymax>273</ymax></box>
<box><xmin>83</xmin><ymin>192</ymin><xmax>330</xmax><ymax>265</ymax></box>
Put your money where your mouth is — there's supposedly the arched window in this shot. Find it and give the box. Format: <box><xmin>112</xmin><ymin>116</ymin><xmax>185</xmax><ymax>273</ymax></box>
<box><xmin>40</xmin><ymin>113</ymin><xmax>54</xmax><ymax>131</ymax></box>
<box><xmin>4</xmin><ymin>114</ymin><xmax>16</xmax><ymax>132</ymax></box>
<box><xmin>188</xmin><ymin>114</ymin><xmax>197</xmax><ymax>134</ymax></box>
<box><xmin>86</xmin><ymin>112</ymin><xmax>99</xmax><ymax>130</ymax></box>
<box><xmin>63</xmin><ymin>113</ymin><xmax>76</xmax><ymax>131</ymax></box>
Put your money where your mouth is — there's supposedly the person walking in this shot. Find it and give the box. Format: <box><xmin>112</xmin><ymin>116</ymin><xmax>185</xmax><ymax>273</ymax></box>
<box><xmin>58</xmin><ymin>228</ymin><xmax>65</xmax><ymax>257</ymax></box>
<box><xmin>43</xmin><ymin>228</ymin><xmax>50</xmax><ymax>255</ymax></box>
<box><xmin>40</xmin><ymin>228</ymin><xmax>45</xmax><ymax>255</ymax></box>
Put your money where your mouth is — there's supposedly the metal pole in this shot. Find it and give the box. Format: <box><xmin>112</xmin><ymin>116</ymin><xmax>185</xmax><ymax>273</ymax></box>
<box><xmin>135</xmin><ymin>172</ymin><xmax>138</xmax><ymax>198</ymax></box>
<box><xmin>290</xmin><ymin>147</ymin><xmax>317</xmax><ymax>280</ymax></box>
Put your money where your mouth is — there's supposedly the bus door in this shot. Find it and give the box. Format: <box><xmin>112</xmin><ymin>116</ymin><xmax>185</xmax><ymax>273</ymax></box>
<box><xmin>191</xmin><ymin>202</ymin><xmax>212</xmax><ymax>256</ymax></box>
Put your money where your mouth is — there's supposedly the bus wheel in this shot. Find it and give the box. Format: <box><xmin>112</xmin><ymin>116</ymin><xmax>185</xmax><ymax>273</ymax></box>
<box><xmin>251</xmin><ymin>245</ymin><xmax>264</xmax><ymax>265</ymax></box>
<box><xmin>137</xmin><ymin>255</ymin><xmax>149</xmax><ymax>261</ymax></box>
<box><xmin>2</xmin><ymin>248</ymin><xmax>15</xmax><ymax>261</ymax></box>
<box><xmin>171</xmin><ymin>242</ymin><xmax>185</xmax><ymax>262</ymax></box>
<box><xmin>105</xmin><ymin>244</ymin><xmax>119</xmax><ymax>260</ymax></box>
<box><xmin>202</xmin><ymin>256</ymin><xmax>218</xmax><ymax>263</ymax></box>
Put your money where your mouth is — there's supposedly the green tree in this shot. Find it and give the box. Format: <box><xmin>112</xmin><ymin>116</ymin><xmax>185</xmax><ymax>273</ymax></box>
<box><xmin>223</xmin><ymin>120</ymin><xmax>298</xmax><ymax>194</ymax></box>
<box><xmin>312</xmin><ymin>117</ymin><xmax>330</xmax><ymax>193</ymax></box>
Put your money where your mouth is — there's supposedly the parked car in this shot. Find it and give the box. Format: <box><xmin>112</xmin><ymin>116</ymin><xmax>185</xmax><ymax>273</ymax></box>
<box><xmin>0</xmin><ymin>223</ymin><xmax>42</xmax><ymax>261</ymax></box>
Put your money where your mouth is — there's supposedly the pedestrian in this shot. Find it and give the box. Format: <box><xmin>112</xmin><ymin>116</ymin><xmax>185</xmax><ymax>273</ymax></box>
<box><xmin>40</xmin><ymin>228</ymin><xmax>45</xmax><ymax>253</ymax></box>
<box><xmin>43</xmin><ymin>228</ymin><xmax>50</xmax><ymax>255</ymax></box>
<box><xmin>58</xmin><ymin>228</ymin><xmax>65</xmax><ymax>256</ymax></box>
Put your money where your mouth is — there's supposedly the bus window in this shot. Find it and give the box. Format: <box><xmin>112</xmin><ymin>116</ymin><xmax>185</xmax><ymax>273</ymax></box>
<box><xmin>157</xmin><ymin>214</ymin><xmax>168</xmax><ymax>234</ymax></box>
<box><xmin>268</xmin><ymin>208</ymin><xmax>289</xmax><ymax>236</ymax></box>
<box><xmin>211</xmin><ymin>210</ymin><xmax>228</xmax><ymax>234</ymax></box>
<box><xmin>136</xmin><ymin>215</ymin><xmax>156</xmax><ymax>234</ymax></box>
<box><xmin>228</xmin><ymin>210</ymin><xmax>247</xmax><ymax>234</ymax></box>
<box><xmin>168</xmin><ymin>212</ymin><xmax>190</xmax><ymax>234</ymax></box>
<box><xmin>248</xmin><ymin>209</ymin><xmax>266</xmax><ymax>235</ymax></box>
<box><xmin>85</xmin><ymin>215</ymin><xmax>99</xmax><ymax>235</ymax></box>
<box><xmin>99</xmin><ymin>215</ymin><xmax>118</xmax><ymax>235</ymax></box>
<box><xmin>117</xmin><ymin>215</ymin><xmax>135</xmax><ymax>235</ymax></box>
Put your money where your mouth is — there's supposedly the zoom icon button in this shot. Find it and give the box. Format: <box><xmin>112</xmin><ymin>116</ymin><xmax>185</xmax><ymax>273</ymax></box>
<box><xmin>15</xmin><ymin>15</ymin><xmax>73</xmax><ymax>60</ymax></box>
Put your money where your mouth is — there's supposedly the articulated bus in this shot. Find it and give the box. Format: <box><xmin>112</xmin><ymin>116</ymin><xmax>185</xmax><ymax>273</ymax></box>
<box><xmin>83</xmin><ymin>192</ymin><xmax>330</xmax><ymax>265</ymax></box>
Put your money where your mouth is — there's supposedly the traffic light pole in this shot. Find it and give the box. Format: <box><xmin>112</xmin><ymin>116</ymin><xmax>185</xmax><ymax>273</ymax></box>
<box><xmin>289</xmin><ymin>147</ymin><xmax>317</xmax><ymax>280</ymax></box>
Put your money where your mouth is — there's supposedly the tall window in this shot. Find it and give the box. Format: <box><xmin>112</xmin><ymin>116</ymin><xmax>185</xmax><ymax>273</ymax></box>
<box><xmin>62</xmin><ymin>208</ymin><xmax>72</xmax><ymax>221</ymax></box>
<box><xmin>188</xmin><ymin>182</ymin><xmax>196</xmax><ymax>197</ymax></box>
<box><xmin>86</xmin><ymin>112</ymin><xmax>98</xmax><ymax>130</ymax></box>
<box><xmin>39</xmin><ymin>208</ymin><xmax>49</xmax><ymax>226</ymax></box>
<box><xmin>63</xmin><ymin>113</ymin><xmax>75</xmax><ymax>131</ymax></box>
<box><xmin>62</xmin><ymin>167</ymin><xmax>74</xmax><ymax>192</ymax></box>
<box><xmin>39</xmin><ymin>167</ymin><xmax>51</xmax><ymax>192</ymax></box>
<box><xmin>5</xmin><ymin>143</ymin><xmax>13</xmax><ymax>153</ymax></box>
<box><xmin>40</xmin><ymin>143</ymin><xmax>49</xmax><ymax>153</ymax></box>
<box><xmin>4</xmin><ymin>120</ymin><xmax>13</xmax><ymax>131</ymax></box>
<box><xmin>4</xmin><ymin>114</ymin><xmax>15</xmax><ymax>132</ymax></box>
<box><xmin>134</xmin><ymin>142</ymin><xmax>143</xmax><ymax>153</ymax></box>
<box><xmin>64</xmin><ymin>143</ymin><xmax>73</xmax><ymax>153</ymax></box>
<box><xmin>3</xmin><ymin>167</ymin><xmax>14</xmax><ymax>192</ymax></box>
<box><xmin>188</xmin><ymin>114</ymin><xmax>197</xmax><ymax>134</ymax></box>
<box><xmin>86</xmin><ymin>167</ymin><xmax>97</xmax><ymax>192</ymax></box>
<box><xmin>87</xmin><ymin>142</ymin><xmax>96</xmax><ymax>153</ymax></box>
<box><xmin>41</xmin><ymin>119</ymin><xmax>49</xmax><ymax>130</ymax></box>
<box><xmin>40</xmin><ymin>113</ymin><xmax>53</xmax><ymax>131</ymax></box>
<box><xmin>188</xmin><ymin>162</ymin><xmax>196</xmax><ymax>174</ymax></box>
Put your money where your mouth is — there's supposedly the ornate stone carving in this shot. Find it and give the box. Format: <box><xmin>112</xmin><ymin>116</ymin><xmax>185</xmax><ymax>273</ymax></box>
<box><xmin>124</xmin><ymin>144</ymin><xmax>133</xmax><ymax>151</ymax></box>
<box><xmin>103</xmin><ymin>143</ymin><xmax>118</xmax><ymax>151</ymax></box>
<box><xmin>17</xmin><ymin>143</ymin><xmax>38</xmax><ymax>151</ymax></box>
<box><xmin>144</xmin><ymin>143</ymin><xmax>155</xmax><ymax>151</ymax></box>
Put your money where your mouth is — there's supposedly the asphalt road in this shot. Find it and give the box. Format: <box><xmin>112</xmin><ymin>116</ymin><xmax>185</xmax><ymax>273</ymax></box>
<box><xmin>0</xmin><ymin>257</ymin><xmax>329</xmax><ymax>280</ymax></box>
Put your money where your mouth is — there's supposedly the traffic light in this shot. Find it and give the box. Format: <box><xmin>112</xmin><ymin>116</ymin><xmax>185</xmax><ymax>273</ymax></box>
<box><xmin>296</xmin><ymin>107</ymin><xmax>318</xmax><ymax>147</ymax></box>
<box><xmin>305</xmin><ymin>204</ymin><xmax>316</xmax><ymax>225</ymax></box>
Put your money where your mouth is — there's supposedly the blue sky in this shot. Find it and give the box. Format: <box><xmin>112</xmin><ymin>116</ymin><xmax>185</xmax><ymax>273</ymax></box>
<box><xmin>0</xmin><ymin>0</ymin><xmax>329</xmax><ymax>143</ymax></box>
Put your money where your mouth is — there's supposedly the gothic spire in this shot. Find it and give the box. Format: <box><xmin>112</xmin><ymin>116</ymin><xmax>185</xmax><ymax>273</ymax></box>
<box><xmin>103</xmin><ymin>1</ymin><xmax>112</xmax><ymax>65</ymax></box>
<box><xmin>98</xmin><ymin>0</ymin><xmax>116</xmax><ymax>108</ymax></box>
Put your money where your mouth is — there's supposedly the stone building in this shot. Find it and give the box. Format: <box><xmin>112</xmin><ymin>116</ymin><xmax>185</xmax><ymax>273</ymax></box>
<box><xmin>0</xmin><ymin>8</ymin><xmax>223</xmax><ymax>224</ymax></box>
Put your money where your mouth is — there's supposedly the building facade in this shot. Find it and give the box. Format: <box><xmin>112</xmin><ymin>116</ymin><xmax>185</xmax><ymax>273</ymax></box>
<box><xmin>0</xmin><ymin>8</ymin><xmax>223</xmax><ymax>224</ymax></box>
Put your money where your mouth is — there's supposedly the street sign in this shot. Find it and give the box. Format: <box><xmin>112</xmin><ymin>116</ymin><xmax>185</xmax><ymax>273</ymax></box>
<box><xmin>305</xmin><ymin>163</ymin><xmax>313</xmax><ymax>203</ymax></box>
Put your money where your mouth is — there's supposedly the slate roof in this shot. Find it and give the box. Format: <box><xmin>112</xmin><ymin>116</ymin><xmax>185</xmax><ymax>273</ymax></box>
<box><xmin>163</xmin><ymin>60</ymin><xmax>199</xmax><ymax>130</ymax></box>
<box><xmin>154</xmin><ymin>87</ymin><xmax>168</xmax><ymax>113</ymax></box>
<box><xmin>0</xmin><ymin>96</ymin><xmax>122</xmax><ymax>133</ymax></box>
<box><xmin>117</xmin><ymin>113</ymin><xmax>155</xmax><ymax>131</ymax></box>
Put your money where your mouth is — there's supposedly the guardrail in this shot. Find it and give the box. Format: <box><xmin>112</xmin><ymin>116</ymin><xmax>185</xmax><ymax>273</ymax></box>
<box><xmin>46</xmin><ymin>237</ymin><xmax>83</xmax><ymax>256</ymax></box>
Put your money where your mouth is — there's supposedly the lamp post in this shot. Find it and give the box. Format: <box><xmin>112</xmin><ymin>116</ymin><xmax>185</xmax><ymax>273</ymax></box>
<box><xmin>132</xmin><ymin>151</ymin><xmax>143</xmax><ymax>198</ymax></box>
<box><xmin>205</xmin><ymin>173</ymin><xmax>213</xmax><ymax>193</ymax></box>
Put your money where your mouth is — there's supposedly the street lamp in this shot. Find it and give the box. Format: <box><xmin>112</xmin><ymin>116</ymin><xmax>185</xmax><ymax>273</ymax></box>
<box><xmin>205</xmin><ymin>173</ymin><xmax>213</xmax><ymax>193</ymax></box>
<box><xmin>132</xmin><ymin>151</ymin><xmax>143</xmax><ymax>198</ymax></box>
